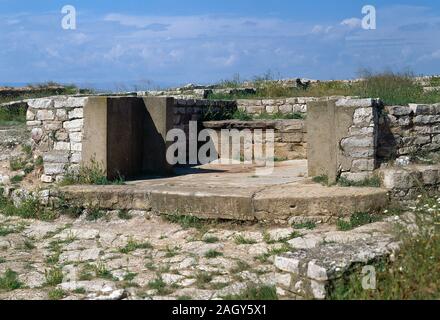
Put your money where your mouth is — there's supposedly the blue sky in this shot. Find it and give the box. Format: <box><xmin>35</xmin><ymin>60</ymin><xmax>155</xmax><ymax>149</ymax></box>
<box><xmin>1</xmin><ymin>0</ymin><xmax>440</xmax><ymax>90</ymax></box>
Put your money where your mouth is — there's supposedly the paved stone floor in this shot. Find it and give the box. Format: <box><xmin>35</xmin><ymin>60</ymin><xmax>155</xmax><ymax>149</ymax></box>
<box><xmin>0</xmin><ymin>209</ymin><xmax>402</xmax><ymax>300</ymax></box>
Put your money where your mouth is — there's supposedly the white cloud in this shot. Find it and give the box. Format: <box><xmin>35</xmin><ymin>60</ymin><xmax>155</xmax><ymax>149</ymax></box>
<box><xmin>340</xmin><ymin>18</ymin><xmax>362</xmax><ymax>29</ymax></box>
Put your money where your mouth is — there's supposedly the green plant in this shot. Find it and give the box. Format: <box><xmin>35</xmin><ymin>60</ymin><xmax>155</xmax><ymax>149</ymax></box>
<box><xmin>48</xmin><ymin>288</ymin><xmax>66</xmax><ymax>300</ymax></box>
<box><xmin>10</xmin><ymin>175</ymin><xmax>24</xmax><ymax>183</ymax></box>
<box><xmin>294</xmin><ymin>221</ymin><xmax>317</xmax><ymax>230</ymax></box>
<box><xmin>117</xmin><ymin>210</ymin><xmax>132</xmax><ymax>220</ymax></box>
<box><xmin>0</xmin><ymin>269</ymin><xmax>22</xmax><ymax>291</ymax></box>
<box><xmin>164</xmin><ymin>245</ymin><xmax>180</xmax><ymax>258</ymax></box>
<box><xmin>231</xmin><ymin>109</ymin><xmax>253</xmax><ymax>121</ymax></box>
<box><xmin>85</xmin><ymin>207</ymin><xmax>106</xmax><ymax>221</ymax></box>
<box><xmin>93</xmin><ymin>262</ymin><xmax>113</xmax><ymax>280</ymax></box>
<box><xmin>119</xmin><ymin>238</ymin><xmax>153</xmax><ymax>254</ymax></box>
<box><xmin>0</xmin><ymin>196</ymin><xmax>57</xmax><ymax>221</ymax></box>
<box><xmin>234</xmin><ymin>235</ymin><xmax>257</xmax><ymax>245</ymax></box>
<box><xmin>195</xmin><ymin>272</ymin><xmax>213</xmax><ymax>289</ymax></box>
<box><xmin>222</xmin><ymin>285</ymin><xmax>278</xmax><ymax>300</ymax></box>
<box><xmin>337</xmin><ymin>175</ymin><xmax>381</xmax><ymax>188</ymax></box>
<box><xmin>0</xmin><ymin>105</ymin><xmax>26</xmax><ymax>126</ymax></box>
<box><xmin>336</xmin><ymin>212</ymin><xmax>383</xmax><ymax>231</ymax></box>
<box><xmin>204</xmin><ymin>249</ymin><xmax>223</xmax><ymax>259</ymax></box>
<box><xmin>45</xmin><ymin>267</ymin><xmax>64</xmax><ymax>286</ymax></box>
<box><xmin>148</xmin><ymin>277</ymin><xmax>170</xmax><ymax>295</ymax></box>
<box><xmin>312</xmin><ymin>175</ymin><xmax>330</xmax><ymax>186</ymax></box>
<box><xmin>60</xmin><ymin>159</ymin><xmax>125</xmax><ymax>186</ymax></box>
<box><xmin>9</xmin><ymin>158</ymin><xmax>27</xmax><ymax>171</ymax></box>
<box><xmin>203</xmin><ymin>236</ymin><xmax>219</xmax><ymax>244</ymax></box>
<box><xmin>164</xmin><ymin>214</ymin><xmax>203</xmax><ymax>230</ymax></box>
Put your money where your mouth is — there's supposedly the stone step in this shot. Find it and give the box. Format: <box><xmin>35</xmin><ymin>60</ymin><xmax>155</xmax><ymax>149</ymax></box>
<box><xmin>59</xmin><ymin>183</ymin><xmax>389</xmax><ymax>223</ymax></box>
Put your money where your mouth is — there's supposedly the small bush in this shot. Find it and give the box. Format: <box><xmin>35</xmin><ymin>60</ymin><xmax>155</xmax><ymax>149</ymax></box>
<box><xmin>0</xmin><ymin>269</ymin><xmax>22</xmax><ymax>291</ymax></box>
<box><xmin>294</xmin><ymin>221</ymin><xmax>317</xmax><ymax>230</ymax></box>
<box><xmin>222</xmin><ymin>285</ymin><xmax>278</xmax><ymax>300</ymax></box>
<box><xmin>337</xmin><ymin>175</ymin><xmax>381</xmax><ymax>188</ymax></box>
<box><xmin>119</xmin><ymin>238</ymin><xmax>153</xmax><ymax>254</ymax></box>
<box><xmin>204</xmin><ymin>249</ymin><xmax>223</xmax><ymax>259</ymax></box>
<box><xmin>0</xmin><ymin>196</ymin><xmax>57</xmax><ymax>221</ymax></box>
<box><xmin>234</xmin><ymin>235</ymin><xmax>257</xmax><ymax>245</ymax></box>
<box><xmin>336</xmin><ymin>212</ymin><xmax>383</xmax><ymax>231</ymax></box>
<box><xmin>164</xmin><ymin>214</ymin><xmax>203</xmax><ymax>230</ymax></box>
<box><xmin>48</xmin><ymin>288</ymin><xmax>66</xmax><ymax>300</ymax></box>
<box><xmin>45</xmin><ymin>268</ymin><xmax>64</xmax><ymax>286</ymax></box>
<box><xmin>9</xmin><ymin>158</ymin><xmax>27</xmax><ymax>171</ymax></box>
<box><xmin>60</xmin><ymin>159</ymin><xmax>125</xmax><ymax>186</ymax></box>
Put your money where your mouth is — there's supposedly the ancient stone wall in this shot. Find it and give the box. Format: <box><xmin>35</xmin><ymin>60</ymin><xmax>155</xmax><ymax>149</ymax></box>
<box><xmin>25</xmin><ymin>96</ymin><xmax>237</xmax><ymax>183</ymax></box>
<box><xmin>378</xmin><ymin>103</ymin><xmax>440</xmax><ymax>164</ymax></box>
<box><xmin>236</xmin><ymin>98</ymin><xmax>310</xmax><ymax>116</ymax></box>
<box><xmin>26</xmin><ymin>96</ymin><xmax>87</xmax><ymax>183</ymax></box>
<box><xmin>307</xmin><ymin>98</ymin><xmax>379</xmax><ymax>183</ymax></box>
<box><xmin>202</xmin><ymin>119</ymin><xmax>307</xmax><ymax>160</ymax></box>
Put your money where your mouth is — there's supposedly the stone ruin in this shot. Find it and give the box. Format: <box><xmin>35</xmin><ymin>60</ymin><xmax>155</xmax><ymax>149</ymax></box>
<box><xmin>1</xmin><ymin>90</ymin><xmax>440</xmax><ymax>300</ymax></box>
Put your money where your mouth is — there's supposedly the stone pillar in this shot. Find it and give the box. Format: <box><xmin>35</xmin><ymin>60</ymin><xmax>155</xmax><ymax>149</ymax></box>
<box><xmin>82</xmin><ymin>96</ymin><xmax>174</xmax><ymax>180</ymax></box>
<box><xmin>307</xmin><ymin>98</ymin><xmax>379</xmax><ymax>183</ymax></box>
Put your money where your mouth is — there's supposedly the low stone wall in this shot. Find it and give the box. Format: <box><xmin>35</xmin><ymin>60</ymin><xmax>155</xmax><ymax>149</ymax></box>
<box><xmin>237</xmin><ymin>98</ymin><xmax>311</xmax><ymax>116</ymax></box>
<box><xmin>202</xmin><ymin>120</ymin><xmax>307</xmax><ymax>160</ymax></box>
<box><xmin>378</xmin><ymin>103</ymin><xmax>440</xmax><ymax>164</ymax></box>
<box><xmin>381</xmin><ymin>165</ymin><xmax>440</xmax><ymax>200</ymax></box>
<box><xmin>26</xmin><ymin>96</ymin><xmax>87</xmax><ymax>183</ymax></box>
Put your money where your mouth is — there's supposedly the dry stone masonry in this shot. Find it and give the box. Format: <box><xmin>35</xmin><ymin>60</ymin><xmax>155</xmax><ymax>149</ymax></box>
<box><xmin>26</xmin><ymin>96</ymin><xmax>87</xmax><ymax>183</ymax></box>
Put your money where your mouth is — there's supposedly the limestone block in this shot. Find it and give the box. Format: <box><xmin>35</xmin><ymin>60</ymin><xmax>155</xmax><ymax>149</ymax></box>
<box><xmin>336</xmin><ymin>98</ymin><xmax>373</xmax><ymax>108</ymax></box>
<box><xmin>266</xmin><ymin>105</ymin><xmax>278</xmax><ymax>113</ymax></box>
<box><xmin>43</xmin><ymin>121</ymin><xmax>63</xmax><ymax>131</ymax></box>
<box><xmin>340</xmin><ymin>172</ymin><xmax>371</xmax><ymax>182</ymax></box>
<box><xmin>351</xmin><ymin>159</ymin><xmax>375</xmax><ymax>172</ymax></box>
<box><xmin>421</xmin><ymin>168</ymin><xmax>439</xmax><ymax>185</ymax></box>
<box><xmin>71</xmin><ymin>153</ymin><xmax>82</xmax><ymax>164</ymax></box>
<box><xmin>44</xmin><ymin>163</ymin><xmax>66</xmax><ymax>175</ymax></box>
<box><xmin>43</xmin><ymin>151</ymin><xmax>70</xmax><ymax>164</ymax></box>
<box><xmin>56</xmin><ymin>109</ymin><xmax>68</xmax><ymax>121</ymax></box>
<box><xmin>28</xmin><ymin>98</ymin><xmax>54</xmax><ymax>109</ymax></box>
<box><xmin>55</xmin><ymin>130</ymin><xmax>69</xmax><ymax>141</ymax></box>
<box><xmin>246</xmin><ymin>105</ymin><xmax>264</xmax><ymax>114</ymax></box>
<box><xmin>387</xmin><ymin>105</ymin><xmax>411</xmax><ymax>116</ymax></box>
<box><xmin>55</xmin><ymin>97</ymin><xmax>88</xmax><ymax>108</ymax></box>
<box><xmin>31</xmin><ymin>128</ymin><xmax>43</xmax><ymax>143</ymax></box>
<box><xmin>69</xmin><ymin>132</ymin><xmax>82</xmax><ymax>143</ymax></box>
<box><xmin>292</xmin><ymin>104</ymin><xmax>307</xmax><ymax>113</ymax></box>
<box><xmin>274</xmin><ymin>256</ymin><xmax>300</xmax><ymax>274</ymax></box>
<box><xmin>40</xmin><ymin>174</ymin><xmax>54</xmax><ymax>183</ymax></box>
<box><xmin>307</xmin><ymin>261</ymin><xmax>328</xmax><ymax>281</ymax></box>
<box><xmin>71</xmin><ymin>142</ymin><xmax>82</xmax><ymax>152</ymax></box>
<box><xmin>26</xmin><ymin>109</ymin><xmax>35</xmax><ymax>121</ymax></box>
<box><xmin>279</xmin><ymin>104</ymin><xmax>293</xmax><ymax>113</ymax></box>
<box><xmin>414</xmin><ymin>115</ymin><xmax>440</xmax><ymax>124</ymax></box>
<box><xmin>36</xmin><ymin>110</ymin><xmax>55</xmax><ymax>121</ymax></box>
<box><xmin>382</xmin><ymin>170</ymin><xmax>421</xmax><ymax>189</ymax></box>
<box><xmin>63</xmin><ymin>119</ymin><xmax>84</xmax><ymax>132</ymax></box>
<box><xmin>26</xmin><ymin>120</ymin><xmax>42</xmax><ymax>127</ymax></box>
<box><xmin>54</xmin><ymin>142</ymin><xmax>71</xmax><ymax>151</ymax></box>
<box><xmin>341</xmin><ymin>135</ymin><xmax>374</xmax><ymax>150</ymax></box>
<box><xmin>353</xmin><ymin>107</ymin><xmax>373</xmax><ymax>125</ymax></box>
